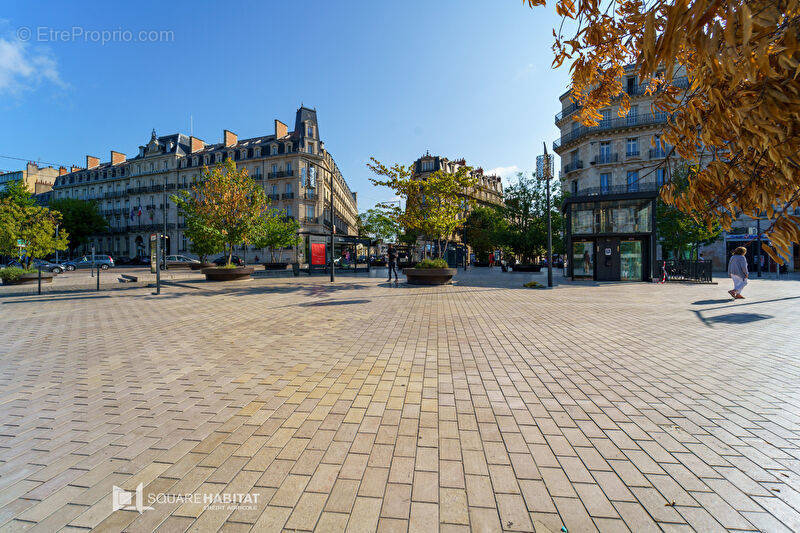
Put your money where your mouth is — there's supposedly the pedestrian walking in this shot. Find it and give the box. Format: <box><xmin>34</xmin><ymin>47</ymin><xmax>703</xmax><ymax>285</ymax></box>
<box><xmin>488</xmin><ymin>253</ymin><xmax>495</xmax><ymax>270</ymax></box>
<box><xmin>728</xmin><ymin>246</ymin><xmax>749</xmax><ymax>299</ymax></box>
<box><xmin>387</xmin><ymin>245</ymin><xmax>399</xmax><ymax>282</ymax></box>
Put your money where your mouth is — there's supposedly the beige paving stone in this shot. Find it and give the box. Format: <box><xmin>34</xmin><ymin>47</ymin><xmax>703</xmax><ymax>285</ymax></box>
<box><xmin>1</xmin><ymin>274</ymin><xmax>799</xmax><ymax>532</ymax></box>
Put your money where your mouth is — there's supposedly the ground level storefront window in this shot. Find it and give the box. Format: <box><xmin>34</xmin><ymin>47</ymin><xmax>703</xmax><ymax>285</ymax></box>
<box><xmin>620</xmin><ymin>240</ymin><xmax>643</xmax><ymax>280</ymax></box>
<box><xmin>572</xmin><ymin>241</ymin><xmax>594</xmax><ymax>278</ymax></box>
<box><xmin>571</xmin><ymin>199</ymin><xmax>652</xmax><ymax>235</ymax></box>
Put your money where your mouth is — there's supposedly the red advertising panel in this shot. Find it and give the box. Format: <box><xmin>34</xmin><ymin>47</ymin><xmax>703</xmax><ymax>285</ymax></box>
<box><xmin>311</xmin><ymin>243</ymin><xmax>326</xmax><ymax>265</ymax></box>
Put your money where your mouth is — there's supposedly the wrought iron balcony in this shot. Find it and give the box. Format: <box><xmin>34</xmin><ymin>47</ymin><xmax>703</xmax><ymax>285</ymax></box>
<box><xmin>267</xmin><ymin>193</ymin><xmax>280</xmax><ymax>201</ymax></box>
<box><xmin>591</xmin><ymin>153</ymin><xmax>618</xmax><ymax>165</ymax></box>
<box><xmin>554</xmin><ymin>112</ymin><xmax>670</xmax><ymax>152</ymax></box>
<box><xmin>648</xmin><ymin>148</ymin><xmax>668</xmax><ymax>159</ymax></box>
<box><xmin>626</xmin><ymin>150</ymin><xmax>641</xmax><ymax>159</ymax></box>
<box><xmin>563</xmin><ymin>160</ymin><xmax>584</xmax><ymax>174</ymax></box>
<box><xmin>554</xmin><ymin>102</ymin><xmax>580</xmax><ymax>123</ymax></box>
<box><xmin>282</xmin><ymin>192</ymin><xmax>295</xmax><ymax>200</ymax></box>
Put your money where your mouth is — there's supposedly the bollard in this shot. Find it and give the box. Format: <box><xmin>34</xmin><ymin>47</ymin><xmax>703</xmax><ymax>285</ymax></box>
<box><xmin>38</xmin><ymin>264</ymin><xmax>42</xmax><ymax>295</ymax></box>
<box><xmin>97</xmin><ymin>265</ymin><xmax>100</xmax><ymax>291</ymax></box>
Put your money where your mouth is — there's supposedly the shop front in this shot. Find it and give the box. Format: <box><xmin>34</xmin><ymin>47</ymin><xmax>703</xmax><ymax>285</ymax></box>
<box><xmin>565</xmin><ymin>196</ymin><xmax>657</xmax><ymax>281</ymax></box>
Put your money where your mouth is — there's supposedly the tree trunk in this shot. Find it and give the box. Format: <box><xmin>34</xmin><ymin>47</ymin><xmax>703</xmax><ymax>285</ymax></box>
<box><xmin>227</xmin><ymin>244</ymin><xmax>233</xmax><ymax>267</ymax></box>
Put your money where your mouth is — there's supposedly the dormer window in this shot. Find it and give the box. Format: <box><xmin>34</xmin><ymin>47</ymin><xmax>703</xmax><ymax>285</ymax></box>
<box><xmin>421</xmin><ymin>160</ymin><xmax>434</xmax><ymax>172</ymax></box>
<box><xmin>307</xmin><ymin>125</ymin><xmax>314</xmax><ymax>138</ymax></box>
<box><xmin>271</xmin><ymin>145</ymin><xmax>278</xmax><ymax>155</ymax></box>
<box><xmin>286</xmin><ymin>143</ymin><xmax>292</xmax><ymax>152</ymax></box>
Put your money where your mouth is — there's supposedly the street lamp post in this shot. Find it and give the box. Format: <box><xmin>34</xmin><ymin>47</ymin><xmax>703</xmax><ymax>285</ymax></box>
<box><xmin>163</xmin><ymin>174</ymin><xmax>168</xmax><ymax>271</ymax></box>
<box><xmin>329</xmin><ymin>165</ymin><xmax>335</xmax><ymax>283</ymax></box>
<box><xmin>539</xmin><ymin>143</ymin><xmax>554</xmax><ymax>288</ymax></box>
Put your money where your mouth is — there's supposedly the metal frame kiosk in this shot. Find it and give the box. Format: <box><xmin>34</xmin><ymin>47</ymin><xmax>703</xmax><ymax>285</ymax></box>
<box><xmin>300</xmin><ymin>231</ymin><xmax>372</xmax><ymax>274</ymax></box>
<box><xmin>563</xmin><ymin>186</ymin><xmax>658</xmax><ymax>282</ymax></box>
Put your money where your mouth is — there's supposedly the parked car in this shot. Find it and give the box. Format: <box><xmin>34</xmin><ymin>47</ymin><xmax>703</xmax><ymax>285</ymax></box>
<box><xmin>63</xmin><ymin>255</ymin><xmax>115</xmax><ymax>271</ymax></box>
<box><xmin>164</xmin><ymin>255</ymin><xmax>201</xmax><ymax>268</ymax></box>
<box><xmin>212</xmin><ymin>255</ymin><xmax>245</xmax><ymax>266</ymax></box>
<box><xmin>4</xmin><ymin>259</ymin><xmax>66</xmax><ymax>274</ymax></box>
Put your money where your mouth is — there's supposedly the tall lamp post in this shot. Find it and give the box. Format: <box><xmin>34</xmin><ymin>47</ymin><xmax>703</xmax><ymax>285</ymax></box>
<box><xmin>329</xmin><ymin>164</ymin><xmax>335</xmax><ymax>283</ymax></box>
<box><xmin>537</xmin><ymin>144</ymin><xmax>554</xmax><ymax>288</ymax></box>
<box><xmin>163</xmin><ymin>174</ymin><xmax>168</xmax><ymax>270</ymax></box>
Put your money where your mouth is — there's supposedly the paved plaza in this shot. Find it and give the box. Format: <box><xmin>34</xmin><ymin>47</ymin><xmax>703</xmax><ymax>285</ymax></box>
<box><xmin>1</xmin><ymin>271</ymin><xmax>799</xmax><ymax>532</ymax></box>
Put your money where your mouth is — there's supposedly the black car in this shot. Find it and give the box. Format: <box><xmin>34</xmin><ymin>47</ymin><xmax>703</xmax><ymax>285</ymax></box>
<box><xmin>212</xmin><ymin>255</ymin><xmax>245</xmax><ymax>266</ymax></box>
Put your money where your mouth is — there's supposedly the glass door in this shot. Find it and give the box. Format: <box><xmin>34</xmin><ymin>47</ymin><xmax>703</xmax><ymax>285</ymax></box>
<box><xmin>572</xmin><ymin>241</ymin><xmax>594</xmax><ymax>278</ymax></box>
<box><xmin>620</xmin><ymin>240</ymin><xmax>643</xmax><ymax>280</ymax></box>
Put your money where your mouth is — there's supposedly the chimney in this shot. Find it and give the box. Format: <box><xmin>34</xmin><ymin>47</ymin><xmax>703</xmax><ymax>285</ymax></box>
<box><xmin>70</xmin><ymin>165</ymin><xmax>81</xmax><ymax>173</ymax></box>
<box><xmin>58</xmin><ymin>166</ymin><xmax>67</xmax><ymax>176</ymax></box>
<box><xmin>111</xmin><ymin>151</ymin><xmax>126</xmax><ymax>165</ymax></box>
<box><xmin>86</xmin><ymin>155</ymin><xmax>100</xmax><ymax>169</ymax></box>
<box><xmin>190</xmin><ymin>136</ymin><xmax>205</xmax><ymax>153</ymax></box>
<box><xmin>275</xmin><ymin>120</ymin><xmax>288</xmax><ymax>138</ymax></box>
<box><xmin>223</xmin><ymin>129</ymin><xmax>237</xmax><ymax>147</ymax></box>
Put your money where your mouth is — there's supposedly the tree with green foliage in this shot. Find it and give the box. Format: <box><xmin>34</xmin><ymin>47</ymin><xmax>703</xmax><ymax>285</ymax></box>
<box><xmin>464</xmin><ymin>205</ymin><xmax>507</xmax><ymax>263</ymax></box>
<box><xmin>0</xmin><ymin>200</ymin><xmax>69</xmax><ymax>269</ymax></box>
<box><xmin>48</xmin><ymin>198</ymin><xmax>108</xmax><ymax>256</ymax></box>
<box><xmin>171</xmin><ymin>160</ymin><xmax>270</xmax><ymax>267</ymax></box>
<box><xmin>251</xmin><ymin>211</ymin><xmax>301</xmax><ymax>262</ymax></box>
<box><xmin>0</xmin><ymin>179</ymin><xmax>36</xmax><ymax>208</ymax></box>
<box><xmin>367</xmin><ymin>158</ymin><xmax>478</xmax><ymax>258</ymax></box>
<box><xmin>656</xmin><ymin>165</ymin><xmax>721</xmax><ymax>259</ymax></box>
<box><xmin>358</xmin><ymin>207</ymin><xmax>400</xmax><ymax>243</ymax></box>
<box><xmin>502</xmin><ymin>172</ymin><xmax>564</xmax><ymax>263</ymax></box>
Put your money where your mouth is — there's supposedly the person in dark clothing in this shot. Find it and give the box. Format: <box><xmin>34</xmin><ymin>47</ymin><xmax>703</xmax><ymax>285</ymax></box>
<box><xmin>387</xmin><ymin>245</ymin><xmax>399</xmax><ymax>282</ymax></box>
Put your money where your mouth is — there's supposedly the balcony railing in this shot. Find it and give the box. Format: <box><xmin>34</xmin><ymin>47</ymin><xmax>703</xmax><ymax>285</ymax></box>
<box><xmin>554</xmin><ymin>112</ymin><xmax>669</xmax><ymax>151</ymax></box>
<box><xmin>648</xmin><ymin>148</ymin><xmax>668</xmax><ymax>159</ymax></box>
<box><xmin>592</xmin><ymin>153</ymin><xmax>618</xmax><ymax>165</ymax></box>
<box><xmin>570</xmin><ymin>181</ymin><xmax>661</xmax><ymax>199</ymax></box>
<box><xmin>282</xmin><ymin>192</ymin><xmax>295</xmax><ymax>200</ymax></box>
<box><xmin>625</xmin><ymin>150</ymin><xmax>641</xmax><ymax>159</ymax></box>
<box><xmin>304</xmin><ymin>191</ymin><xmax>317</xmax><ymax>200</ymax></box>
<box><xmin>554</xmin><ymin>77</ymin><xmax>689</xmax><ymax>126</ymax></box>
<box><xmin>563</xmin><ymin>160</ymin><xmax>584</xmax><ymax>174</ymax></box>
<box><xmin>267</xmin><ymin>170</ymin><xmax>294</xmax><ymax>179</ymax></box>
<box><xmin>267</xmin><ymin>193</ymin><xmax>280</xmax><ymax>201</ymax></box>
<box><xmin>555</xmin><ymin>102</ymin><xmax>580</xmax><ymax>123</ymax></box>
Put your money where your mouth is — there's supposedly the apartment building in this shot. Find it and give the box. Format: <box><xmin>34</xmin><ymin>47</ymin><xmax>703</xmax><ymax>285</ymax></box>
<box><xmin>412</xmin><ymin>153</ymin><xmax>504</xmax><ymax>209</ymax></box>
<box><xmin>0</xmin><ymin>162</ymin><xmax>65</xmax><ymax>195</ymax></box>
<box><xmin>554</xmin><ymin>67</ymin><xmax>692</xmax><ymax>281</ymax></box>
<box><xmin>49</xmin><ymin>107</ymin><xmax>359</xmax><ymax>263</ymax></box>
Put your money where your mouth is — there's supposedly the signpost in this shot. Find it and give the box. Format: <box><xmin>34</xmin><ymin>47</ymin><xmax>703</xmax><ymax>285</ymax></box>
<box><xmin>16</xmin><ymin>239</ymin><xmax>25</xmax><ymax>262</ymax></box>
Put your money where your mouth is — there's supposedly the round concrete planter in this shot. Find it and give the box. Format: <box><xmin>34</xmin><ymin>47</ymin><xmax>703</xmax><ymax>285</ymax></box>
<box><xmin>403</xmin><ymin>267</ymin><xmax>456</xmax><ymax>285</ymax></box>
<box><xmin>2</xmin><ymin>272</ymin><xmax>55</xmax><ymax>285</ymax></box>
<box><xmin>201</xmin><ymin>266</ymin><xmax>254</xmax><ymax>281</ymax></box>
<box><xmin>263</xmin><ymin>262</ymin><xmax>289</xmax><ymax>271</ymax></box>
<box><xmin>190</xmin><ymin>262</ymin><xmax>215</xmax><ymax>271</ymax></box>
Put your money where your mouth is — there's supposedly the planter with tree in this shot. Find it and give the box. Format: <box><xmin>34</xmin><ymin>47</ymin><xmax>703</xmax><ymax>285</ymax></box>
<box><xmin>367</xmin><ymin>158</ymin><xmax>476</xmax><ymax>285</ymax></box>
<box><xmin>171</xmin><ymin>160</ymin><xmax>270</xmax><ymax>282</ymax></box>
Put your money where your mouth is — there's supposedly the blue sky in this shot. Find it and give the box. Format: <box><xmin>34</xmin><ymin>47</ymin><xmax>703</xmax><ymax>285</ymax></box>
<box><xmin>0</xmin><ymin>0</ymin><xmax>569</xmax><ymax>209</ymax></box>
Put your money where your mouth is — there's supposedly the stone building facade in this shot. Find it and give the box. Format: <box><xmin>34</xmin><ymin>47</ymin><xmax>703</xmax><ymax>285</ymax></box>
<box><xmin>555</xmin><ymin>67</ymin><xmax>691</xmax><ymax>281</ymax></box>
<box><xmin>0</xmin><ymin>162</ymin><xmax>64</xmax><ymax>195</ymax></box>
<box><xmin>49</xmin><ymin>107</ymin><xmax>358</xmax><ymax>263</ymax></box>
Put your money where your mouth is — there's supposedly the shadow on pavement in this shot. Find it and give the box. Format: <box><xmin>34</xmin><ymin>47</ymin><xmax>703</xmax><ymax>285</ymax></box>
<box><xmin>705</xmin><ymin>312</ymin><xmax>773</xmax><ymax>324</ymax></box>
<box><xmin>298</xmin><ymin>299</ymin><xmax>371</xmax><ymax>307</ymax></box>
<box><xmin>692</xmin><ymin>299</ymin><xmax>733</xmax><ymax>305</ymax></box>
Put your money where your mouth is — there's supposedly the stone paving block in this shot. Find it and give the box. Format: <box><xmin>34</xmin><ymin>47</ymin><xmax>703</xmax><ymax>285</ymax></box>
<box><xmin>1</xmin><ymin>274</ymin><xmax>800</xmax><ymax>532</ymax></box>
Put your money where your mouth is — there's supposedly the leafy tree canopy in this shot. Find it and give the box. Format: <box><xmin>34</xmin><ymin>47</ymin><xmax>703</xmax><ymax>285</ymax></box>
<box><xmin>0</xmin><ymin>200</ymin><xmax>69</xmax><ymax>268</ymax></box>
<box><xmin>367</xmin><ymin>158</ymin><xmax>478</xmax><ymax>258</ymax></box>
<box><xmin>171</xmin><ymin>160</ymin><xmax>270</xmax><ymax>267</ymax></box>
<box><xmin>48</xmin><ymin>198</ymin><xmax>108</xmax><ymax>255</ymax></box>
<box><xmin>501</xmin><ymin>172</ymin><xmax>564</xmax><ymax>263</ymax></box>
<box><xmin>358</xmin><ymin>207</ymin><xmax>400</xmax><ymax>243</ymax></box>
<box><xmin>464</xmin><ymin>205</ymin><xmax>507</xmax><ymax>262</ymax></box>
